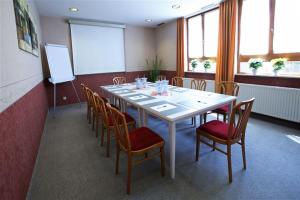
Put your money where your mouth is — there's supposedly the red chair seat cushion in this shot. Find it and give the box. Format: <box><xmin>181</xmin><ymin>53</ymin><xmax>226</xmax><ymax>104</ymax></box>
<box><xmin>213</xmin><ymin>104</ymin><xmax>229</xmax><ymax>113</ymax></box>
<box><xmin>108</xmin><ymin>112</ymin><xmax>135</xmax><ymax>126</ymax></box>
<box><xmin>129</xmin><ymin>127</ymin><xmax>164</xmax><ymax>151</ymax></box>
<box><xmin>197</xmin><ymin>120</ymin><xmax>231</xmax><ymax>140</ymax></box>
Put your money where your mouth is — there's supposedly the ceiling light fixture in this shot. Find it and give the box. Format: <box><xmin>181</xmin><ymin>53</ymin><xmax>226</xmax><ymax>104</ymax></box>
<box><xmin>69</xmin><ymin>7</ymin><xmax>79</xmax><ymax>12</ymax></box>
<box><xmin>145</xmin><ymin>19</ymin><xmax>152</xmax><ymax>22</ymax></box>
<box><xmin>172</xmin><ymin>4</ymin><xmax>181</xmax><ymax>9</ymax></box>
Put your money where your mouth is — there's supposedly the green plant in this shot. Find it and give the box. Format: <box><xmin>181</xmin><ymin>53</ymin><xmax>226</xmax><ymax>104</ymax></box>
<box><xmin>203</xmin><ymin>60</ymin><xmax>212</xmax><ymax>69</ymax></box>
<box><xmin>248</xmin><ymin>58</ymin><xmax>263</xmax><ymax>70</ymax></box>
<box><xmin>271</xmin><ymin>58</ymin><xmax>287</xmax><ymax>71</ymax></box>
<box><xmin>146</xmin><ymin>55</ymin><xmax>162</xmax><ymax>82</ymax></box>
<box><xmin>191</xmin><ymin>59</ymin><xmax>198</xmax><ymax>69</ymax></box>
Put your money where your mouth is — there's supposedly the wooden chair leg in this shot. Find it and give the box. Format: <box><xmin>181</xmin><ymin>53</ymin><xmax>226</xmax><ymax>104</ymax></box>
<box><xmin>217</xmin><ymin>114</ymin><xmax>219</xmax><ymax>121</ymax></box>
<box><xmin>241</xmin><ymin>138</ymin><xmax>247</xmax><ymax>169</ymax></box>
<box><xmin>223</xmin><ymin>114</ymin><xmax>227</xmax><ymax>122</ymax></box>
<box><xmin>227</xmin><ymin>144</ymin><xmax>232</xmax><ymax>183</ymax></box>
<box><xmin>87</xmin><ymin>106</ymin><xmax>90</xmax><ymax>120</ymax></box>
<box><xmin>106</xmin><ymin>128</ymin><xmax>111</xmax><ymax>157</ymax></box>
<box><xmin>204</xmin><ymin>113</ymin><xmax>207</xmax><ymax>123</ymax></box>
<box><xmin>160</xmin><ymin>147</ymin><xmax>165</xmax><ymax>177</ymax></box>
<box><xmin>95</xmin><ymin>114</ymin><xmax>99</xmax><ymax>137</ymax></box>
<box><xmin>92</xmin><ymin>113</ymin><xmax>95</xmax><ymax>130</ymax></box>
<box><xmin>116</xmin><ymin>145</ymin><xmax>120</xmax><ymax>175</ymax></box>
<box><xmin>212</xmin><ymin>141</ymin><xmax>216</xmax><ymax>151</ymax></box>
<box><xmin>101</xmin><ymin>125</ymin><xmax>105</xmax><ymax>146</ymax></box>
<box><xmin>144</xmin><ymin>153</ymin><xmax>148</xmax><ymax>158</ymax></box>
<box><xmin>196</xmin><ymin>133</ymin><xmax>200</xmax><ymax>161</ymax></box>
<box><xmin>127</xmin><ymin>154</ymin><xmax>132</xmax><ymax>194</ymax></box>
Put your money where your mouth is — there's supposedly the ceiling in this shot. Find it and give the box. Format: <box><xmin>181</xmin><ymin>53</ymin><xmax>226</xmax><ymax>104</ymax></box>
<box><xmin>34</xmin><ymin>0</ymin><xmax>219</xmax><ymax>27</ymax></box>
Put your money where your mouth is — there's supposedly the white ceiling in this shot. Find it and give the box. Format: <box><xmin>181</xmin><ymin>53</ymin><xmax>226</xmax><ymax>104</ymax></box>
<box><xmin>34</xmin><ymin>0</ymin><xmax>219</xmax><ymax>27</ymax></box>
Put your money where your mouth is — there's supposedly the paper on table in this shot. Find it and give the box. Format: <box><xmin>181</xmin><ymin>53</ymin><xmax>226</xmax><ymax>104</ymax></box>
<box><xmin>151</xmin><ymin>103</ymin><xmax>177</xmax><ymax>112</ymax></box>
<box><xmin>114</xmin><ymin>89</ymin><xmax>130</xmax><ymax>94</ymax></box>
<box><xmin>173</xmin><ymin>88</ymin><xmax>187</xmax><ymax>92</ymax></box>
<box><xmin>129</xmin><ymin>95</ymin><xmax>148</xmax><ymax>101</ymax></box>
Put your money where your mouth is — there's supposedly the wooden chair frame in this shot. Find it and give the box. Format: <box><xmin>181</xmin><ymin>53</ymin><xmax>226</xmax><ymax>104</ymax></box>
<box><xmin>196</xmin><ymin>98</ymin><xmax>255</xmax><ymax>183</ymax></box>
<box><xmin>106</xmin><ymin>103</ymin><xmax>165</xmax><ymax>194</ymax></box>
<box><xmin>80</xmin><ymin>83</ymin><xmax>90</xmax><ymax>121</ymax></box>
<box><xmin>113</xmin><ymin>77</ymin><xmax>126</xmax><ymax>85</ymax></box>
<box><xmin>156</xmin><ymin>75</ymin><xmax>166</xmax><ymax>81</ymax></box>
<box><xmin>85</xmin><ymin>87</ymin><xmax>95</xmax><ymax>124</ymax></box>
<box><xmin>94</xmin><ymin>94</ymin><xmax>135</xmax><ymax>157</ymax></box>
<box><xmin>190</xmin><ymin>79</ymin><xmax>207</xmax><ymax>91</ymax></box>
<box><xmin>171</xmin><ymin>77</ymin><xmax>184</xmax><ymax>87</ymax></box>
<box><xmin>204</xmin><ymin>82</ymin><xmax>240</xmax><ymax>123</ymax></box>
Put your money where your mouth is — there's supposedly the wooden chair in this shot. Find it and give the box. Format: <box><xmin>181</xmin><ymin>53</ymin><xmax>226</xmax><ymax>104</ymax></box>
<box><xmin>196</xmin><ymin>98</ymin><xmax>255</xmax><ymax>183</ymax></box>
<box><xmin>156</xmin><ymin>75</ymin><xmax>166</xmax><ymax>81</ymax></box>
<box><xmin>80</xmin><ymin>83</ymin><xmax>90</xmax><ymax>121</ymax></box>
<box><xmin>113</xmin><ymin>77</ymin><xmax>126</xmax><ymax>85</ymax></box>
<box><xmin>204</xmin><ymin>82</ymin><xmax>240</xmax><ymax>123</ymax></box>
<box><xmin>93</xmin><ymin>93</ymin><xmax>135</xmax><ymax>157</ymax></box>
<box><xmin>172</xmin><ymin>77</ymin><xmax>184</xmax><ymax>87</ymax></box>
<box><xmin>190</xmin><ymin>79</ymin><xmax>206</xmax><ymax>91</ymax></box>
<box><xmin>106</xmin><ymin>103</ymin><xmax>165</xmax><ymax>194</ymax></box>
<box><xmin>85</xmin><ymin>87</ymin><xmax>95</xmax><ymax>124</ymax></box>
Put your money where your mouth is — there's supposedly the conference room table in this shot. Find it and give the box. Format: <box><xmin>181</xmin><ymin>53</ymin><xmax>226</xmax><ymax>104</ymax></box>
<box><xmin>101</xmin><ymin>82</ymin><xmax>236</xmax><ymax>179</ymax></box>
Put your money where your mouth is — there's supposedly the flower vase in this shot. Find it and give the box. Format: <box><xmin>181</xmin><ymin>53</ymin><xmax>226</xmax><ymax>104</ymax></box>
<box><xmin>204</xmin><ymin>68</ymin><xmax>208</xmax><ymax>73</ymax></box>
<box><xmin>273</xmin><ymin>70</ymin><xmax>279</xmax><ymax>76</ymax></box>
<box><xmin>252</xmin><ymin>68</ymin><xmax>257</xmax><ymax>75</ymax></box>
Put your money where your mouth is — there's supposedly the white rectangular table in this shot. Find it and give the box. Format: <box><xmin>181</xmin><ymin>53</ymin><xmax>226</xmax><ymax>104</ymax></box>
<box><xmin>101</xmin><ymin>83</ymin><xmax>236</xmax><ymax>179</ymax></box>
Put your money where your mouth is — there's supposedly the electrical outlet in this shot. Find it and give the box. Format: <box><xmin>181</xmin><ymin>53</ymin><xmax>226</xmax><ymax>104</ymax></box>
<box><xmin>63</xmin><ymin>96</ymin><xmax>67</xmax><ymax>101</ymax></box>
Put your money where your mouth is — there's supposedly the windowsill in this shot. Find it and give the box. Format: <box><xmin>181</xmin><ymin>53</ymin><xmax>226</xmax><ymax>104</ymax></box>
<box><xmin>236</xmin><ymin>73</ymin><xmax>300</xmax><ymax>79</ymax></box>
<box><xmin>185</xmin><ymin>71</ymin><xmax>215</xmax><ymax>74</ymax></box>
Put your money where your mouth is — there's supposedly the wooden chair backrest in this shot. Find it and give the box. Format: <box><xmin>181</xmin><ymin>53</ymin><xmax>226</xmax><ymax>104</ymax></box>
<box><xmin>190</xmin><ymin>79</ymin><xmax>206</xmax><ymax>91</ymax></box>
<box><xmin>80</xmin><ymin>83</ymin><xmax>89</xmax><ymax>101</ymax></box>
<box><xmin>172</xmin><ymin>77</ymin><xmax>184</xmax><ymax>87</ymax></box>
<box><xmin>218</xmin><ymin>82</ymin><xmax>239</xmax><ymax>96</ymax></box>
<box><xmin>106</xmin><ymin>103</ymin><xmax>131</xmax><ymax>151</ymax></box>
<box><xmin>228</xmin><ymin>98</ymin><xmax>255</xmax><ymax>142</ymax></box>
<box><xmin>113</xmin><ymin>77</ymin><xmax>126</xmax><ymax>85</ymax></box>
<box><xmin>85</xmin><ymin>87</ymin><xmax>94</xmax><ymax>107</ymax></box>
<box><xmin>93</xmin><ymin>93</ymin><xmax>109</xmax><ymax>125</ymax></box>
<box><xmin>157</xmin><ymin>75</ymin><xmax>166</xmax><ymax>81</ymax></box>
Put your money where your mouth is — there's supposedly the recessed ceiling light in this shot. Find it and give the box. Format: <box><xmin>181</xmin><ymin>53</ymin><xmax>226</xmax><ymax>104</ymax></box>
<box><xmin>145</xmin><ymin>19</ymin><xmax>152</xmax><ymax>22</ymax></box>
<box><xmin>172</xmin><ymin>4</ymin><xmax>181</xmax><ymax>9</ymax></box>
<box><xmin>69</xmin><ymin>7</ymin><xmax>79</xmax><ymax>12</ymax></box>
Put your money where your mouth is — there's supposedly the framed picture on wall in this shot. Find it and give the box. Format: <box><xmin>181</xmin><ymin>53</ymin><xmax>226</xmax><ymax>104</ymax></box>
<box><xmin>13</xmin><ymin>0</ymin><xmax>39</xmax><ymax>56</ymax></box>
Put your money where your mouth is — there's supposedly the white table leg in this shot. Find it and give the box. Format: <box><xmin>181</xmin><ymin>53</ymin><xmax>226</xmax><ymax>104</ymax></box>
<box><xmin>142</xmin><ymin>110</ymin><xmax>148</xmax><ymax>127</ymax></box>
<box><xmin>138</xmin><ymin>107</ymin><xmax>143</xmax><ymax>127</ymax></box>
<box><xmin>169</xmin><ymin>121</ymin><xmax>176</xmax><ymax>179</ymax></box>
<box><xmin>228</xmin><ymin>101</ymin><xmax>233</xmax><ymax>120</ymax></box>
<box><xmin>199</xmin><ymin>114</ymin><xmax>203</xmax><ymax>126</ymax></box>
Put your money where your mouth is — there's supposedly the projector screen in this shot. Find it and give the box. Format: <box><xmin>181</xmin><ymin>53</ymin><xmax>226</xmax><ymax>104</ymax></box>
<box><xmin>70</xmin><ymin>23</ymin><xmax>125</xmax><ymax>75</ymax></box>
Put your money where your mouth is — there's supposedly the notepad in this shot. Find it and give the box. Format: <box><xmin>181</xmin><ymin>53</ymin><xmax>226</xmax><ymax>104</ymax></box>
<box><xmin>129</xmin><ymin>95</ymin><xmax>148</xmax><ymax>101</ymax></box>
<box><xmin>151</xmin><ymin>103</ymin><xmax>177</xmax><ymax>112</ymax></box>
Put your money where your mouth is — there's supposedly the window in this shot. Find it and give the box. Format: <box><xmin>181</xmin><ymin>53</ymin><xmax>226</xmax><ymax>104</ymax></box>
<box><xmin>238</xmin><ymin>0</ymin><xmax>300</xmax><ymax>76</ymax></box>
<box><xmin>187</xmin><ymin>8</ymin><xmax>219</xmax><ymax>72</ymax></box>
<box><xmin>240</xmin><ymin>0</ymin><xmax>269</xmax><ymax>55</ymax></box>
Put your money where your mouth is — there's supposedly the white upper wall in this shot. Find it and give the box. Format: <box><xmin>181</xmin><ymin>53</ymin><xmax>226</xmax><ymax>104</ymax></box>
<box><xmin>0</xmin><ymin>0</ymin><xmax>44</xmax><ymax>112</ymax></box>
<box><xmin>155</xmin><ymin>20</ymin><xmax>177</xmax><ymax>71</ymax></box>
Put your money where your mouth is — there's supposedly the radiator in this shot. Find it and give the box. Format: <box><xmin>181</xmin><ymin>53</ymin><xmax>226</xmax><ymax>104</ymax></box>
<box><xmin>183</xmin><ymin>78</ymin><xmax>300</xmax><ymax>123</ymax></box>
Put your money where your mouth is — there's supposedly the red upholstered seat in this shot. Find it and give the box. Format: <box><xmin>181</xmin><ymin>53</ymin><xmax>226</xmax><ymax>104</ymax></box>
<box><xmin>108</xmin><ymin>112</ymin><xmax>135</xmax><ymax>126</ymax></box>
<box><xmin>197</xmin><ymin>120</ymin><xmax>232</xmax><ymax>140</ymax></box>
<box><xmin>129</xmin><ymin>127</ymin><xmax>164</xmax><ymax>151</ymax></box>
<box><xmin>213</xmin><ymin>104</ymin><xmax>229</xmax><ymax>113</ymax></box>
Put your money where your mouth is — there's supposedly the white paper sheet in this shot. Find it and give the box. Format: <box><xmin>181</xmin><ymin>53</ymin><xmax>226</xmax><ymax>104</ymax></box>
<box><xmin>129</xmin><ymin>95</ymin><xmax>148</xmax><ymax>101</ymax></box>
<box><xmin>151</xmin><ymin>103</ymin><xmax>177</xmax><ymax>112</ymax></box>
<box><xmin>114</xmin><ymin>89</ymin><xmax>130</xmax><ymax>94</ymax></box>
<box><xmin>173</xmin><ymin>88</ymin><xmax>187</xmax><ymax>92</ymax></box>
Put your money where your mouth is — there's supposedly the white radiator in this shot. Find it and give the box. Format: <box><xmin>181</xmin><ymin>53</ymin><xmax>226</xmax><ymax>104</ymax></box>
<box><xmin>183</xmin><ymin>78</ymin><xmax>300</xmax><ymax>123</ymax></box>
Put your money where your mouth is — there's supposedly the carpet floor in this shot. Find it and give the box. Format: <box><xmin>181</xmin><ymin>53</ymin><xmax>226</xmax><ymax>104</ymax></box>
<box><xmin>27</xmin><ymin>103</ymin><xmax>300</xmax><ymax>200</ymax></box>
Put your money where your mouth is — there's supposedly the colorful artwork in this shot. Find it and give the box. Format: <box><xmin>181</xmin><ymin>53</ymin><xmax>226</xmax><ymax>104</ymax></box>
<box><xmin>13</xmin><ymin>0</ymin><xmax>39</xmax><ymax>56</ymax></box>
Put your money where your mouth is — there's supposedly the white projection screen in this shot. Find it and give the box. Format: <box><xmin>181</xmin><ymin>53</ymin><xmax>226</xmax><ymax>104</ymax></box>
<box><xmin>70</xmin><ymin>22</ymin><xmax>125</xmax><ymax>75</ymax></box>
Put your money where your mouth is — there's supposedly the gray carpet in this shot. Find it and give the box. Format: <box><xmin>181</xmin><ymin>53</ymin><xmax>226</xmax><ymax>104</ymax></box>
<box><xmin>27</xmin><ymin>103</ymin><xmax>300</xmax><ymax>200</ymax></box>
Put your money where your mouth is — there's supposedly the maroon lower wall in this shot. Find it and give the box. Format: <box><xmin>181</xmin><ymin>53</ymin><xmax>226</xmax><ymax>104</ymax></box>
<box><xmin>0</xmin><ymin>81</ymin><xmax>48</xmax><ymax>200</ymax></box>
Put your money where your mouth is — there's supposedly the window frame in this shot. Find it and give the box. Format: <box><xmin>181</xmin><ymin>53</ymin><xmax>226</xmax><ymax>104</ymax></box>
<box><xmin>186</xmin><ymin>7</ymin><xmax>219</xmax><ymax>72</ymax></box>
<box><xmin>237</xmin><ymin>0</ymin><xmax>300</xmax><ymax>74</ymax></box>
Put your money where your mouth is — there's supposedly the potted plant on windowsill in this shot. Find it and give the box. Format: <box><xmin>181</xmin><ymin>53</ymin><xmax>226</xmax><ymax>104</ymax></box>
<box><xmin>271</xmin><ymin>58</ymin><xmax>287</xmax><ymax>76</ymax></box>
<box><xmin>203</xmin><ymin>59</ymin><xmax>212</xmax><ymax>72</ymax></box>
<box><xmin>248</xmin><ymin>58</ymin><xmax>263</xmax><ymax>75</ymax></box>
<box><xmin>190</xmin><ymin>59</ymin><xmax>198</xmax><ymax>72</ymax></box>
